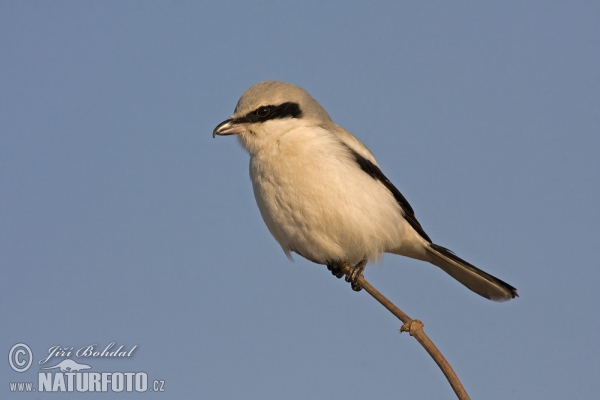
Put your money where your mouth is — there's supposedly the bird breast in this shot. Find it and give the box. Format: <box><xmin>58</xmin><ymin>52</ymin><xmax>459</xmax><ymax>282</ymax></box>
<box><xmin>248</xmin><ymin>126</ymin><xmax>410</xmax><ymax>265</ymax></box>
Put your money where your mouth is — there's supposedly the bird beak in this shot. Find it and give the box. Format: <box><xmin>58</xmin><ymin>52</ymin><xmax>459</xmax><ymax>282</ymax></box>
<box><xmin>213</xmin><ymin>118</ymin><xmax>246</xmax><ymax>138</ymax></box>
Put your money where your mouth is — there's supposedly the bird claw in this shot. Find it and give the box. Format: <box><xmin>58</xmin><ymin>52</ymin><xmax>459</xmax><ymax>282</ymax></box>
<box><xmin>327</xmin><ymin>264</ymin><xmax>345</xmax><ymax>279</ymax></box>
<box><xmin>345</xmin><ymin>260</ymin><xmax>367</xmax><ymax>292</ymax></box>
<box><xmin>327</xmin><ymin>260</ymin><xmax>367</xmax><ymax>291</ymax></box>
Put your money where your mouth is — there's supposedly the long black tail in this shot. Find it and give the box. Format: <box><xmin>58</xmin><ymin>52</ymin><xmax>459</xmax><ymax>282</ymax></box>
<box><xmin>426</xmin><ymin>244</ymin><xmax>518</xmax><ymax>302</ymax></box>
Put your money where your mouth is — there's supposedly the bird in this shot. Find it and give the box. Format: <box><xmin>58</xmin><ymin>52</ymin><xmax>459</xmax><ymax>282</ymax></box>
<box><xmin>213</xmin><ymin>81</ymin><xmax>517</xmax><ymax>302</ymax></box>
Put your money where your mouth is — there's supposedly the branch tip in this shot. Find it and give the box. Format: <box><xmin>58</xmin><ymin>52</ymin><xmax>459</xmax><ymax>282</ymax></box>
<box><xmin>339</xmin><ymin>268</ymin><xmax>470</xmax><ymax>400</ymax></box>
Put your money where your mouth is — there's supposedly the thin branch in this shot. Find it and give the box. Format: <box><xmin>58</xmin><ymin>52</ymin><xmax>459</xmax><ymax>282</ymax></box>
<box><xmin>338</xmin><ymin>263</ymin><xmax>470</xmax><ymax>400</ymax></box>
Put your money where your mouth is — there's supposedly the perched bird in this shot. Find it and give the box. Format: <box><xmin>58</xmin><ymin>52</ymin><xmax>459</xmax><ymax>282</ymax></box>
<box><xmin>213</xmin><ymin>81</ymin><xmax>517</xmax><ymax>301</ymax></box>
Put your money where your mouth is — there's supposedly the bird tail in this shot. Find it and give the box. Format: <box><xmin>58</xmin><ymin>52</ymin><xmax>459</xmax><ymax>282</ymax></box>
<box><xmin>425</xmin><ymin>243</ymin><xmax>518</xmax><ymax>302</ymax></box>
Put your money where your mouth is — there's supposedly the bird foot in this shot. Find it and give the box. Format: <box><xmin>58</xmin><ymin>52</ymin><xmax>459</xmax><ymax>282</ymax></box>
<box><xmin>327</xmin><ymin>263</ymin><xmax>345</xmax><ymax>279</ymax></box>
<box><xmin>345</xmin><ymin>260</ymin><xmax>367</xmax><ymax>292</ymax></box>
<box><xmin>327</xmin><ymin>260</ymin><xmax>367</xmax><ymax>291</ymax></box>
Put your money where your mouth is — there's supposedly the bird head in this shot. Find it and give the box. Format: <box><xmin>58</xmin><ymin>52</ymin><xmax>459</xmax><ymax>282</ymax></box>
<box><xmin>213</xmin><ymin>81</ymin><xmax>333</xmax><ymax>154</ymax></box>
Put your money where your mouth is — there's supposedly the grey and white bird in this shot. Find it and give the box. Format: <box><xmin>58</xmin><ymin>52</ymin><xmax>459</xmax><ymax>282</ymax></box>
<box><xmin>213</xmin><ymin>81</ymin><xmax>517</xmax><ymax>301</ymax></box>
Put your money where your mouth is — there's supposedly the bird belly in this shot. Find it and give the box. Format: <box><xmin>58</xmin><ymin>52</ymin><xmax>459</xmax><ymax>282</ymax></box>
<box><xmin>248</xmin><ymin>132</ymin><xmax>415</xmax><ymax>265</ymax></box>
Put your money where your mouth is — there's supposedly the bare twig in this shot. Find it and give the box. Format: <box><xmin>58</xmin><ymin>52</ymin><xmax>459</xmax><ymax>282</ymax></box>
<box><xmin>338</xmin><ymin>263</ymin><xmax>470</xmax><ymax>400</ymax></box>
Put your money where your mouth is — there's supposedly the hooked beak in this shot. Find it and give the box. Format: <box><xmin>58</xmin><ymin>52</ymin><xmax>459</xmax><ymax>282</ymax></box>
<box><xmin>212</xmin><ymin>118</ymin><xmax>246</xmax><ymax>138</ymax></box>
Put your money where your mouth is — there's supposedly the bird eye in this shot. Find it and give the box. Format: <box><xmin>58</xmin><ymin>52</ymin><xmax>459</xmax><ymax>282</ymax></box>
<box><xmin>256</xmin><ymin>106</ymin><xmax>270</xmax><ymax>118</ymax></box>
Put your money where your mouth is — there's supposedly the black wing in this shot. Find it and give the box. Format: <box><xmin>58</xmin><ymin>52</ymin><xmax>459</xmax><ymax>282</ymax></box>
<box><xmin>344</xmin><ymin>146</ymin><xmax>432</xmax><ymax>243</ymax></box>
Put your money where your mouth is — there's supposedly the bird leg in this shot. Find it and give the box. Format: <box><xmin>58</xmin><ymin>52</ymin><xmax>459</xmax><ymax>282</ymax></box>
<box><xmin>345</xmin><ymin>260</ymin><xmax>367</xmax><ymax>291</ymax></box>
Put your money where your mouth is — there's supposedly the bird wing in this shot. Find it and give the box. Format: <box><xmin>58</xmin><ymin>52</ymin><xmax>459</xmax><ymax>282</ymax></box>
<box><xmin>328</xmin><ymin>124</ymin><xmax>379</xmax><ymax>166</ymax></box>
<box><xmin>328</xmin><ymin>125</ymin><xmax>432</xmax><ymax>243</ymax></box>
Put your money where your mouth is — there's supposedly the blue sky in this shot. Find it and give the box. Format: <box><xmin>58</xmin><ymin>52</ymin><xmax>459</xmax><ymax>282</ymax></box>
<box><xmin>2</xmin><ymin>1</ymin><xmax>599</xmax><ymax>399</ymax></box>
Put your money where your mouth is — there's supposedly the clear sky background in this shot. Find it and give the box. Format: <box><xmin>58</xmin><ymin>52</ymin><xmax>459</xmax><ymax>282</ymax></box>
<box><xmin>2</xmin><ymin>1</ymin><xmax>599</xmax><ymax>399</ymax></box>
